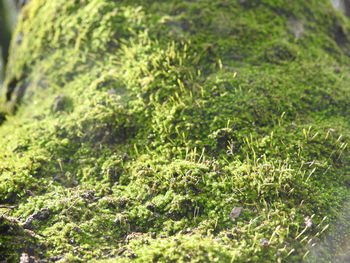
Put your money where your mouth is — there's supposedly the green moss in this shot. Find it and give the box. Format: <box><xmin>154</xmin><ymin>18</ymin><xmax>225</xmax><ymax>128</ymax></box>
<box><xmin>0</xmin><ymin>0</ymin><xmax>349</xmax><ymax>262</ymax></box>
<box><xmin>103</xmin><ymin>234</ymin><xmax>236</xmax><ymax>263</ymax></box>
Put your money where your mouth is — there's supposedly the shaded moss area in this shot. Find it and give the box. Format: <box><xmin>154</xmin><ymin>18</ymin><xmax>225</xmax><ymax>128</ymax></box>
<box><xmin>0</xmin><ymin>215</ymin><xmax>39</xmax><ymax>262</ymax></box>
<box><xmin>0</xmin><ymin>0</ymin><xmax>349</xmax><ymax>262</ymax></box>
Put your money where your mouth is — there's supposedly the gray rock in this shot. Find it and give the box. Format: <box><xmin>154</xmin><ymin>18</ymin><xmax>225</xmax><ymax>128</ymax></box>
<box><xmin>229</xmin><ymin>206</ymin><xmax>243</xmax><ymax>219</ymax></box>
<box><xmin>331</xmin><ymin>0</ymin><xmax>350</xmax><ymax>17</ymax></box>
<box><xmin>288</xmin><ymin>19</ymin><xmax>304</xmax><ymax>39</ymax></box>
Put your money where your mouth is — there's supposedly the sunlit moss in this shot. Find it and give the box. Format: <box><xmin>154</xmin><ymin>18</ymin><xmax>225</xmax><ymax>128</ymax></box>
<box><xmin>0</xmin><ymin>0</ymin><xmax>349</xmax><ymax>262</ymax></box>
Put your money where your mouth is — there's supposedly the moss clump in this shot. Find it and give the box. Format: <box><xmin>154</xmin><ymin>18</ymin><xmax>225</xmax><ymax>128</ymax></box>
<box><xmin>0</xmin><ymin>0</ymin><xmax>349</xmax><ymax>262</ymax></box>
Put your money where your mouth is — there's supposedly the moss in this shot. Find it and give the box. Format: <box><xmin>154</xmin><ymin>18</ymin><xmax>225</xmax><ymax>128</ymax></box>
<box><xmin>0</xmin><ymin>215</ymin><xmax>38</xmax><ymax>262</ymax></box>
<box><xmin>0</xmin><ymin>0</ymin><xmax>349</xmax><ymax>262</ymax></box>
<box><xmin>104</xmin><ymin>234</ymin><xmax>236</xmax><ymax>263</ymax></box>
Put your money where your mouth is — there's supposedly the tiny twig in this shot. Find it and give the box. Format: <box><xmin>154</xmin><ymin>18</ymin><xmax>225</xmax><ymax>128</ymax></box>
<box><xmin>0</xmin><ymin>205</ymin><xmax>16</xmax><ymax>209</ymax></box>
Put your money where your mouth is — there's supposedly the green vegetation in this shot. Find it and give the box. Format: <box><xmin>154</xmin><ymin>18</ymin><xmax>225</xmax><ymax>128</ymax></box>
<box><xmin>0</xmin><ymin>0</ymin><xmax>349</xmax><ymax>262</ymax></box>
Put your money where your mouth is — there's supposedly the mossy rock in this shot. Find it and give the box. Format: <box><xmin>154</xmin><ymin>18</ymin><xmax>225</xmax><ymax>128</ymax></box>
<box><xmin>0</xmin><ymin>0</ymin><xmax>349</xmax><ymax>262</ymax></box>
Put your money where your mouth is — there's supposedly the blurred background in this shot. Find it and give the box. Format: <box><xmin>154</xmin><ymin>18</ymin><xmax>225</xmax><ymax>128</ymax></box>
<box><xmin>0</xmin><ymin>0</ymin><xmax>350</xmax><ymax>92</ymax></box>
<box><xmin>332</xmin><ymin>0</ymin><xmax>350</xmax><ymax>16</ymax></box>
<box><xmin>0</xmin><ymin>0</ymin><xmax>28</xmax><ymax>90</ymax></box>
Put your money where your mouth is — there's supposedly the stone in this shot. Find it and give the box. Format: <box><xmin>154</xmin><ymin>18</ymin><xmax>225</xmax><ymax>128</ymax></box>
<box><xmin>229</xmin><ymin>207</ymin><xmax>243</xmax><ymax>219</ymax></box>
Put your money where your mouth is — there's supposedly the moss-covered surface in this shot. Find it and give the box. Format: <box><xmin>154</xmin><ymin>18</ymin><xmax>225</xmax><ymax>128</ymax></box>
<box><xmin>0</xmin><ymin>0</ymin><xmax>349</xmax><ymax>262</ymax></box>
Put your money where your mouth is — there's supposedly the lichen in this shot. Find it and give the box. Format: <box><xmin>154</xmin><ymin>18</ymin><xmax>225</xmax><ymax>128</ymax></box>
<box><xmin>0</xmin><ymin>0</ymin><xmax>349</xmax><ymax>262</ymax></box>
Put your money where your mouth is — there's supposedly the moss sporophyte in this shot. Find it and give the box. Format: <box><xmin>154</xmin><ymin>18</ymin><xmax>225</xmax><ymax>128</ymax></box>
<box><xmin>0</xmin><ymin>0</ymin><xmax>349</xmax><ymax>262</ymax></box>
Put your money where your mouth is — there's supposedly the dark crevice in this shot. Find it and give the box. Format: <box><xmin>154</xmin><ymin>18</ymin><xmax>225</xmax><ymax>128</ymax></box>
<box><xmin>5</xmin><ymin>77</ymin><xmax>18</xmax><ymax>101</ymax></box>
